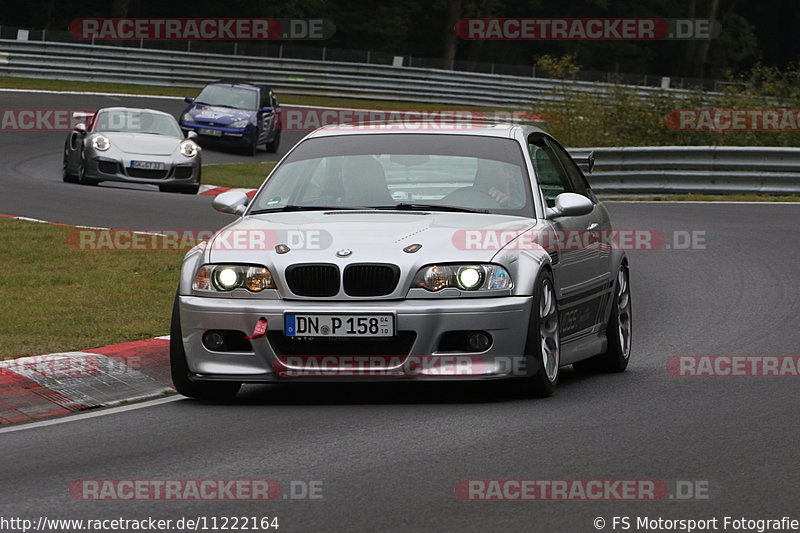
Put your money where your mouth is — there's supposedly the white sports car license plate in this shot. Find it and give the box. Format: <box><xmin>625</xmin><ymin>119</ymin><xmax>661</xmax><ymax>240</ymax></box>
<box><xmin>284</xmin><ymin>314</ymin><xmax>394</xmax><ymax>338</ymax></box>
<box><xmin>130</xmin><ymin>160</ymin><xmax>165</xmax><ymax>170</ymax></box>
<box><xmin>198</xmin><ymin>128</ymin><xmax>223</xmax><ymax>137</ymax></box>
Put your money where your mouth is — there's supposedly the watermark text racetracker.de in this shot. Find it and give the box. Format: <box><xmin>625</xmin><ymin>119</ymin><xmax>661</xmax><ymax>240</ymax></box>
<box><xmin>69</xmin><ymin>18</ymin><xmax>335</xmax><ymax>40</ymax></box>
<box><xmin>452</xmin><ymin>229</ymin><xmax>706</xmax><ymax>252</ymax></box>
<box><xmin>667</xmin><ymin>356</ymin><xmax>800</xmax><ymax>377</ymax></box>
<box><xmin>67</xmin><ymin>228</ymin><xmax>332</xmax><ymax>251</ymax></box>
<box><xmin>69</xmin><ymin>479</ymin><xmax>322</xmax><ymax>501</ymax></box>
<box><xmin>455</xmin><ymin>479</ymin><xmax>711</xmax><ymax>501</ymax></box>
<box><xmin>454</xmin><ymin>18</ymin><xmax>721</xmax><ymax>40</ymax></box>
<box><xmin>277</xmin><ymin>108</ymin><xmax>542</xmax><ymax>131</ymax></box>
<box><xmin>1</xmin><ymin>109</ymin><xmax>93</xmax><ymax>131</ymax></box>
<box><xmin>666</xmin><ymin>109</ymin><xmax>800</xmax><ymax>131</ymax></box>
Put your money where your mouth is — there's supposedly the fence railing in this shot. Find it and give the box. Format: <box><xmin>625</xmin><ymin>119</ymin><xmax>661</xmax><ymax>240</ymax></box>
<box><xmin>0</xmin><ymin>39</ymin><xmax>708</xmax><ymax>108</ymax></box>
<box><xmin>0</xmin><ymin>23</ymin><xmax>725</xmax><ymax>90</ymax></box>
<box><xmin>570</xmin><ymin>146</ymin><xmax>800</xmax><ymax>195</ymax></box>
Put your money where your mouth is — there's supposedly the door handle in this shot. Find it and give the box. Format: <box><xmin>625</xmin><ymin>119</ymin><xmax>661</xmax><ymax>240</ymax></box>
<box><xmin>586</xmin><ymin>223</ymin><xmax>600</xmax><ymax>245</ymax></box>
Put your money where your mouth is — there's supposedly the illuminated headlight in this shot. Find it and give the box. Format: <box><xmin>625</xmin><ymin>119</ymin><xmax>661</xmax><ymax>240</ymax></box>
<box><xmin>193</xmin><ymin>265</ymin><xmax>275</xmax><ymax>292</ymax></box>
<box><xmin>92</xmin><ymin>135</ymin><xmax>110</xmax><ymax>151</ymax></box>
<box><xmin>230</xmin><ymin>119</ymin><xmax>249</xmax><ymax>128</ymax></box>
<box><xmin>182</xmin><ymin>113</ymin><xmax>195</xmax><ymax>123</ymax></box>
<box><xmin>180</xmin><ymin>140</ymin><xmax>198</xmax><ymax>157</ymax></box>
<box><xmin>411</xmin><ymin>264</ymin><xmax>512</xmax><ymax>292</ymax></box>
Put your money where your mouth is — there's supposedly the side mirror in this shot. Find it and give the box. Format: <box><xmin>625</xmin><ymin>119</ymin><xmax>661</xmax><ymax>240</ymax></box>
<box><xmin>184</xmin><ymin>97</ymin><xmax>195</xmax><ymax>104</ymax></box>
<box><xmin>548</xmin><ymin>192</ymin><xmax>594</xmax><ymax>218</ymax></box>
<box><xmin>74</xmin><ymin>123</ymin><xmax>87</xmax><ymax>134</ymax></box>
<box><xmin>212</xmin><ymin>190</ymin><xmax>250</xmax><ymax>216</ymax></box>
<box><xmin>186</xmin><ymin>131</ymin><xmax>199</xmax><ymax>140</ymax></box>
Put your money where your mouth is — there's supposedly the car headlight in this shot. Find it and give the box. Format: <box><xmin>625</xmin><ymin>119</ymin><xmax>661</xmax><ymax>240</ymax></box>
<box><xmin>193</xmin><ymin>264</ymin><xmax>275</xmax><ymax>292</ymax></box>
<box><xmin>230</xmin><ymin>119</ymin><xmax>249</xmax><ymax>128</ymax></box>
<box><xmin>181</xmin><ymin>113</ymin><xmax>195</xmax><ymax>123</ymax></box>
<box><xmin>411</xmin><ymin>264</ymin><xmax>513</xmax><ymax>292</ymax></box>
<box><xmin>92</xmin><ymin>135</ymin><xmax>110</xmax><ymax>151</ymax></box>
<box><xmin>180</xmin><ymin>140</ymin><xmax>198</xmax><ymax>158</ymax></box>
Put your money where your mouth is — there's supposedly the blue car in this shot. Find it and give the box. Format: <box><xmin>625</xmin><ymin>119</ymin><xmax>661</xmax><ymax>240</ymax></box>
<box><xmin>180</xmin><ymin>81</ymin><xmax>281</xmax><ymax>155</ymax></box>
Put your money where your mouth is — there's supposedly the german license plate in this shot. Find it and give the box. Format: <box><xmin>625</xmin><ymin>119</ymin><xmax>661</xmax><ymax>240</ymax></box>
<box><xmin>284</xmin><ymin>314</ymin><xmax>394</xmax><ymax>337</ymax></box>
<box><xmin>130</xmin><ymin>160</ymin><xmax>165</xmax><ymax>170</ymax></box>
<box><xmin>198</xmin><ymin>128</ymin><xmax>222</xmax><ymax>137</ymax></box>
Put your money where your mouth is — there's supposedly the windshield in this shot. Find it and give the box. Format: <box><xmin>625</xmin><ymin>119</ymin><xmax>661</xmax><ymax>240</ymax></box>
<box><xmin>249</xmin><ymin>134</ymin><xmax>533</xmax><ymax>217</ymax></box>
<box><xmin>194</xmin><ymin>85</ymin><xmax>259</xmax><ymax>110</ymax></box>
<box><xmin>94</xmin><ymin>110</ymin><xmax>183</xmax><ymax>137</ymax></box>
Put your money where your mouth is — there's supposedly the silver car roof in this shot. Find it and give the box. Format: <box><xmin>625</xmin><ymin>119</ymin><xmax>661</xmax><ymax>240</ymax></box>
<box><xmin>305</xmin><ymin>122</ymin><xmax>547</xmax><ymax>139</ymax></box>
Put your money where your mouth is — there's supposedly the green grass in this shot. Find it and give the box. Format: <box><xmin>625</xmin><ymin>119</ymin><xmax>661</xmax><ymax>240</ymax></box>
<box><xmin>0</xmin><ymin>75</ymin><xmax>480</xmax><ymax>111</ymax></box>
<box><xmin>0</xmin><ymin>218</ymin><xmax>190</xmax><ymax>358</ymax></box>
<box><xmin>203</xmin><ymin>162</ymin><xmax>277</xmax><ymax>189</ymax></box>
<box><xmin>611</xmin><ymin>193</ymin><xmax>800</xmax><ymax>202</ymax></box>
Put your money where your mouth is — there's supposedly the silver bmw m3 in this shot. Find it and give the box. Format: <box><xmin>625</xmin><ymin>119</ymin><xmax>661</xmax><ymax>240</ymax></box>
<box><xmin>171</xmin><ymin>123</ymin><xmax>631</xmax><ymax>399</ymax></box>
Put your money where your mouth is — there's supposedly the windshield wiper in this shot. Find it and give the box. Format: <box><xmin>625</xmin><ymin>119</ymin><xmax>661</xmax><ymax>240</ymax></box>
<box><xmin>248</xmin><ymin>205</ymin><xmax>363</xmax><ymax>214</ymax></box>
<box><xmin>374</xmin><ymin>203</ymin><xmax>490</xmax><ymax>214</ymax></box>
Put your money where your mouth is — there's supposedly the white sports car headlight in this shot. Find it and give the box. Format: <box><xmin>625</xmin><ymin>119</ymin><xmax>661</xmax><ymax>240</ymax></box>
<box><xmin>230</xmin><ymin>119</ymin><xmax>249</xmax><ymax>129</ymax></box>
<box><xmin>193</xmin><ymin>264</ymin><xmax>275</xmax><ymax>292</ymax></box>
<box><xmin>411</xmin><ymin>264</ymin><xmax>513</xmax><ymax>292</ymax></box>
<box><xmin>180</xmin><ymin>140</ymin><xmax>198</xmax><ymax>158</ymax></box>
<box><xmin>92</xmin><ymin>135</ymin><xmax>110</xmax><ymax>151</ymax></box>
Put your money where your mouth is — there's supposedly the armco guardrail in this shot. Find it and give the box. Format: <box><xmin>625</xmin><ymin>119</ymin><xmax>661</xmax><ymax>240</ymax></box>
<box><xmin>572</xmin><ymin>146</ymin><xmax>800</xmax><ymax>195</ymax></box>
<box><xmin>0</xmin><ymin>40</ymin><xmax>704</xmax><ymax>108</ymax></box>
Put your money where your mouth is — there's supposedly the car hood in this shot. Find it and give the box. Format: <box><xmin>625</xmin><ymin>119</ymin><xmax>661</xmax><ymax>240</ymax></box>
<box><xmin>101</xmin><ymin>132</ymin><xmax>181</xmax><ymax>156</ymax></box>
<box><xmin>187</xmin><ymin>104</ymin><xmax>253</xmax><ymax>124</ymax></box>
<box><xmin>207</xmin><ymin>211</ymin><xmax>538</xmax><ymax>266</ymax></box>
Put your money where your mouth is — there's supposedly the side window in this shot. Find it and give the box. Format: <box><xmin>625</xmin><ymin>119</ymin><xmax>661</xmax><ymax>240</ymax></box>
<box><xmin>528</xmin><ymin>135</ymin><xmax>572</xmax><ymax>207</ymax></box>
<box><xmin>548</xmin><ymin>139</ymin><xmax>592</xmax><ymax>198</ymax></box>
<box><xmin>259</xmin><ymin>89</ymin><xmax>269</xmax><ymax>109</ymax></box>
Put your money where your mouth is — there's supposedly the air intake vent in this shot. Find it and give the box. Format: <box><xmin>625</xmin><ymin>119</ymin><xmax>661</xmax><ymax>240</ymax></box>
<box><xmin>285</xmin><ymin>264</ymin><xmax>340</xmax><ymax>297</ymax></box>
<box><xmin>343</xmin><ymin>264</ymin><xmax>401</xmax><ymax>297</ymax></box>
<box><xmin>548</xmin><ymin>250</ymin><xmax>560</xmax><ymax>265</ymax></box>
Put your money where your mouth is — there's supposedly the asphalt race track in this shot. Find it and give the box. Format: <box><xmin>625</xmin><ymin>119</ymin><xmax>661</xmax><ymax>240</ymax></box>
<box><xmin>0</xmin><ymin>90</ymin><xmax>308</xmax><ymax>229</ymax></box>
<box><xmin>1</xmin><ymin>90</ymin><xmax>799</xmax><ymax>531</ymax></box>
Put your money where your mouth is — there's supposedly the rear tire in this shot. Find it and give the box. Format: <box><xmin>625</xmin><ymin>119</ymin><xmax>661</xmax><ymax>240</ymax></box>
<box><xmin>170</xmin><ymin>294</ymin><xmax>242</xmax><ymax>400</ymax></box>
<box><xmin>522</xmin><ymin>270</ymin><xmax>560</xmax><ymax>398</ymax></box>
<box><xmin>573</xmin><ymin>262</ymin><xmax>632</xmax><ymax>373</ymax></box>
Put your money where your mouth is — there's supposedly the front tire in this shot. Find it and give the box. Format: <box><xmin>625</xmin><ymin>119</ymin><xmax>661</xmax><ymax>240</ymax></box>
<box><xmin>247</xmin><ymin>133</ymin><xmax>259</xmax><ymax>156</ymax></box>
<box><xmin>522</xmin><ymin>270</ymin><xmax>560</xmax><ymax>397</ymax></box>
<box><xmin>77</xmin><ymin>153</ymin><xmax>98</xmax><ymax>186</ymax></box>
<box><xmin>573</xmin><ymin>262</ymin><xmax>632</xmax><ymax>373</ymax></box>
<box><xmin>170</xmin><ymin>295</ymin><xmax>242</xmax><ymax>400</ymax></box>
<box><xmin>62</xmin><ymin>144</ymin><xmax>78</xmax><ymax>183</ymax></box>
<box><xmin>265</xmin><ymin>130</ymin><xmax>281</xmax><ymax>153</ymax></box>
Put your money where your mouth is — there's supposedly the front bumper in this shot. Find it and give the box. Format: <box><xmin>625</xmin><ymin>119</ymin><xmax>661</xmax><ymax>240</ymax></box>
<box><xmin>178</xmin><ymin>295</ymin><xmax>535</xmax><ymax>382</ymax></box>
<box><xmin>85</xmin><ymin>156</ymin><xmax>200</xmax><ymax>186</ymax></box>
<box><xmin>180</xmin><ymin>123</ymin><xmax>256</xmax><ymax>147</ymax></box>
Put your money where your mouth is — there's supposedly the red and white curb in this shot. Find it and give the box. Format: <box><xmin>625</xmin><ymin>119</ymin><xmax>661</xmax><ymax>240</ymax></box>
<box><xmin>198</xmin><ymin>184</ymin><xmax>257</xmax><ymax>197</ymax></box>
<box><xmin>0</xmin><ymin>337</ymin><xmax>174</xmax><ymax>425</ymax></box>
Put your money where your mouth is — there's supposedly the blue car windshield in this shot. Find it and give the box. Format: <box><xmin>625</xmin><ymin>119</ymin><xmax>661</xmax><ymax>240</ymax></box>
<box><xmin>194</xmin><ymin>85</ymin><xmax>259</xmax><ymax>110</ymax></box>
<box><xmin>94</xmin><ymin>110</ymin><xmax>182</xmax><ymax>137</ymax></box>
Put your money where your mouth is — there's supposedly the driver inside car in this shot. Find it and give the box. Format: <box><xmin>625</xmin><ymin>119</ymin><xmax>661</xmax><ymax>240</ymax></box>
<box><xmin>473</xmin><ymin>159</ymin><xmax>525</xmax><ymax>208</ymax></box>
